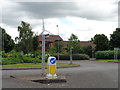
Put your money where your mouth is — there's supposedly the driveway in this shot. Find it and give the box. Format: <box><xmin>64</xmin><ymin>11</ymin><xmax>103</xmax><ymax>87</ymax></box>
<box><xmin>2</xmin><ymin>60</ymin><xmax>118</xmax><ymax>88</ymax></box>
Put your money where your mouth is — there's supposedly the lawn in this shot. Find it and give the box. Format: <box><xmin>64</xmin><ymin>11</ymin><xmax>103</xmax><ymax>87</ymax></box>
<box><xmin>99</xmin><ymin>59</ymin><xmax>120</xmax><ymax>62</ymax></box>
<box><xmin>1</xmin><ymin>62</ymin><xmax>79</xmax><ymax>68</ymax></box>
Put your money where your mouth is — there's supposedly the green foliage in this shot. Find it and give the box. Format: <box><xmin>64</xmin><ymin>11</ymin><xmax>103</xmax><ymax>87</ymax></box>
<box><xmin>47</xmin><ymin>42</ymin><xmax>64</xmax><ymax>54</ymax></box>
<box><xmin>0</xmin><ymin>27</ymin><xmax>15</xmax><ymax>53</ymax></box>
<box><xmin>54</xmin><ymin>42</ymin><xmax>64</xmax><ymax>53</ymax></box>
<box><xmin>51</xmin><ymin>54</ymin><xmax>89</xmax><ymax>60</ymax></box>
<box><xmin>15</xmin><ymin>21</ymin><xmax>33</xmax><ymax>54</ymax></box>
<box><xmin>110</xmin><ymin>28</ymin><xmax>120</xmax><ymax>49</ymax></box>
<box><xmin>95</xmin><ymin>50</ymin><xmax>120</xmax><ymax>59</ymax></box>
<box><xmin>35</xmin><ymin>50</ymin><xmax>42</xmax><ymax>59</ymax></box>
<box><xmin>67</xmin><ymin>34</ymin><xmax>81</xmax><ymax>54</ymax></box>
<box><xmin>80</xmin><ymin>45</ymin><xmax>93</xmax><ymax>57</ymax></box>
<box><xmin>2</xmin><ymin>57</ymin><xmax>24</xmax><ymax>65</ymax></box>
<box><xmin>22</xmin><ymin>56</ymin><xmax>41</xmax><ymax>63</ymax></box>
<box><xmin>32</xmin><ymin>35</ymin><xmax>39</xmax><ymax>51</ymax></box>
<box><xmin>47</xmin><ymin>46</ymin><xmax>57</xmax><ymax>54</ymax></box>
<box><xmin>0</xmin><ymin>50</ymin><xmax>42</xmax><ymax>65</ymax></box>
<box><xmin>91</xmin><ymin>34</ymin><xmax>109</xmax><ymax>51</ymax></box>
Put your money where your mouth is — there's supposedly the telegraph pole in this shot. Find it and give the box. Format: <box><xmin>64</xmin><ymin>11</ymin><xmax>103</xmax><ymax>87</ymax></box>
<box><xmin>42</xmin><ymin>19</ymin><xmax>46</xmax><ymax>75</ymax></box>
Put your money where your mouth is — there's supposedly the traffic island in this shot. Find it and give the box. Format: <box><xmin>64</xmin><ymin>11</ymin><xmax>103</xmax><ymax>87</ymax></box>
<box><xmin>31</xmin><ymin>75</ymin><xmax>66</xmax><ymax>84</ymax></box>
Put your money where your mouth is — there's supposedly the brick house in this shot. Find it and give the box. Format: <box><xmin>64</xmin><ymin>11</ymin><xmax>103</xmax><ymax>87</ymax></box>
<box><xmin>38</xmin><ymin>35</ymin><xmax>96</xmax><ymax>51</ymax></box>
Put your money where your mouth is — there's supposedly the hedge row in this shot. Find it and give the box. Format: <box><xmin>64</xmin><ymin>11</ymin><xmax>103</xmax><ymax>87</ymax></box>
<box><xmin>0</xmin><ymin>50</ymin><xmax>44</xmax><ymax>65</ymax></box>
<box><xmin>50</xmin><ymin>54</ymin><xmax>90</xmax><ymax>60</ymax></box>
<box><xmin>95</xmin><ymin>50</ymin><xmax>120</xmax><ymax>59</ymax></box>
<box><xmin>0</xmin><ymin>57</ymin><xmax>42</xmax><ymax>65</ymax></box>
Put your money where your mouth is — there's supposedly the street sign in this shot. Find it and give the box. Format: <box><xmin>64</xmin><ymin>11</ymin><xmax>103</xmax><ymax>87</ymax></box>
<box><xmin>114</xmin><ymin>48</ymin><xmax>120</xmax><ymax>60</ymax></box>
<box><xmin>50</xmin><ymin>58</ymin><xmax>56</xmax><ymax>64</ymax></box>
<box><xmin>114</xmin><ymin>48</ymin><xmax>120</xmax><ymax>50</ymax></box>
<box><xmin>46</xmin><ymin>57</ymin><xmax>57</xmax><ymax>79</ymax></box>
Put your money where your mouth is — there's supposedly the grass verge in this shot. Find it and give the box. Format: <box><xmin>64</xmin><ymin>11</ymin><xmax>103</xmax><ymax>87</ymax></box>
<box><xmin>99</xmin><ymin>59</ymin><xmax>120</xmax><ymax>62</ymax></box>
<box><xmin>1</xmin><ymin>63</ymin><xmax>79</xmax><ymax>68</ymax></box>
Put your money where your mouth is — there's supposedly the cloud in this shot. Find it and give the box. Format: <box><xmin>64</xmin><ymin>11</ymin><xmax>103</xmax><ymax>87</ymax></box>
<box><xmin>1</xmin><ymin>0</ymin><xmax>118</xmax><ymax>27</ymax></box>
<box><xmin>0</xmin><ymin>0</ymin><xmax>118</xmax><ymax>41</ymax></box>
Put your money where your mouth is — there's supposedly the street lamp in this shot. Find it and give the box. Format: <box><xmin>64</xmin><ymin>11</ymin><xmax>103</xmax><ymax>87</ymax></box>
<box><xmin>41</xmin><ymin>19</ymin><xmax>50</xmax><ymax>75</ymax></box>
<box><xmin>56</xmin><ymin>25</ymin><xmax>59</xmax><ymax>61</ymax></box>
<box><xmin>70</xmin><ymin>47</ymin><xmax>73</xmax><ymax>64</ymax></box>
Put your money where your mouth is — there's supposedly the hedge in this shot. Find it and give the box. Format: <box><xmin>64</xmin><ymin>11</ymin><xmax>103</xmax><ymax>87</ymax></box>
<box><xmin>95</xmin><ymin>50</ymin><xmax>120</xmax><ymax>59</ymax></box>
<box><xmin>50</xmin><ymin>54</ymin><xmax>90</xmax><ymax>60</ymax></box>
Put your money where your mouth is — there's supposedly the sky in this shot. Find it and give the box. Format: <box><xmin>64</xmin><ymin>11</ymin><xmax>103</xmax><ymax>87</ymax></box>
<box><xmin>0</xmin><ymin>0</ymin><xmax>119</xmax><ymax>41</ymax></box>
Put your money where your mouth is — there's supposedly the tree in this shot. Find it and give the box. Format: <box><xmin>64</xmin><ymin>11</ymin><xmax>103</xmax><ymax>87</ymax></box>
<box><xmin>32</xmin><ymin>35</ymin><xmax>39</xmax><ymax>64</ymax></box>
<box><xmin>54</xmin><ymin>42</ymin><xmax>64</xmax><ymax>53</ymax></box>
<box><xmin>48</xmin><ymin>42</ymin><xmax>64</xmax><ymax>54</ymax></box>
<box><xmin>15</xmin><ymin>21</ymin><xmax>33</xmax><ymax>54</ymax></box>
<box><xmin>81</xmin><ymin>45</ymin><xmax>93</xmax><ymax>57</ymax></box>
<box><xmin>110</xmin><ymin>28</ymin><xmax>120</xmax><ymax>49</ymax></box>
<box><xmin>67</xmin><ymin>34</ymin><xmax>81</xmax><ymax>54</ymax></box>
<box><xmin>0</xmin><ymin>27</ymin><xmax>15</xmax><ymax>52</ymax></box>
<box><xmin>91</xmin><ymin>34</ymin><xmax>109</xmax><ymax>51</ymax></box>
<box><xmin>32</xmin><ymin>35</ymin><xmax>39</xmax><ymax>52</ymax></box>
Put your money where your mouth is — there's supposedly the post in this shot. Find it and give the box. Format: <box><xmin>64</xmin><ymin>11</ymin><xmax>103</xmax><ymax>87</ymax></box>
<box><xmin>42</xmin><ymin>19</ymin><xmax>46</xmax><ymax>75</ymax></box>
<box><xmin>56</xmin><ymin>25</ymin><xmax>59</xmax><ymax>61</ymax></box>
<box><xmin>70</xmin><ymin>47</ymin><xmax>73</xmax><ymax>64</ymax></box>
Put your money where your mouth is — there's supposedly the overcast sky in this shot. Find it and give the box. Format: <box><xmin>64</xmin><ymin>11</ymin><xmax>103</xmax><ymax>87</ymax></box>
<box><xmin>0</xmin><ymin>0</ymin><xmax>119</xmax><ymax>41</ymax></box>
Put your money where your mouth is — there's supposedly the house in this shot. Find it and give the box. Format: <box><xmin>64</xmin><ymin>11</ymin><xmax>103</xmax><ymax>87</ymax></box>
<box><xmin>38</xmin><ymin>35</ymin><xmax>63</xmax><ymax>50</ymax></box>
<box><xmin>38</xmin><ymin>35</ymin><xmax>96</xmax><ymax>51</ymax></box>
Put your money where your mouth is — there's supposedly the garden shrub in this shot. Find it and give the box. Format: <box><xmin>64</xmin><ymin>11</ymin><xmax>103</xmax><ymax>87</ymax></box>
<box><xmin>0</xmin><ymin>50</ymin><xmax>42</xmax><ymax>65</ymax></box>
<box><xmin>2</xmin><ymin>57</ymin><xmax>24</xmax><ymax>65</ymax></box>
<box><xmin>50</xmin><ymin>54</ymin><xmax>90</xmax><ymax>60</ymax></box>
<box><xmin>95</xmin><ymin>50</ymin><xmax>120</xmax><ymax>59</ymax></box>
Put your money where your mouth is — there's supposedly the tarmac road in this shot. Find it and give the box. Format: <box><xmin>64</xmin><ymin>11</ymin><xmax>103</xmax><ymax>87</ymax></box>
<box><xmin>2</xmin><ymin>60</ymin><xmax>118</xmax><ymax>88</ymax></box>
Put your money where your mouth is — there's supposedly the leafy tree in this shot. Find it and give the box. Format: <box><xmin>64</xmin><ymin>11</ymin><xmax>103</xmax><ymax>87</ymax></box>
<box><xmin>80</xmin><ymin>45</ymin><xmax>93</xmax><ymax>57</ymax></box>
<box><xmin>67</xmin><ymin>34</ymin><xmax>81</xmax><ymax>54</ymax></box>
<box><xmin>110</xmin><ymin>28</ymin><xmax>120</xmax><ymax>49</ymax></box>
<box><xmin>15</xmin><ymin>21</ymin><xmax>33</xmax><ymax>54</ymax></box>
<box><xmin>0</xmin><ymin>27</ymin><xmax>15</xmax><ymax>52</ymax></box>
<box><xmin>32</xmin><ymin>35</ymin><xmax>39</xmax><ymax>52</ymax></box>
<box><xmin>91</xmin><ymin>34</ymin><xmax>109</xmax><ymax>51</ymax></box>
<box><xmin>32</xmin><ymin>35</ymin><xmax>39</xmax><ymax>64</ymax></box>
<box><xmin>48</xmin><ymin>42</ymin><xmax>64</xmax><ymax>54</ymax></box>
<box><xmin>54</xmin><ymin>42</ymin><xmax>64</xmax><ymax>53</ymax></box>
<box><xmin>48</xmin><ymin>46</ymin><xmax>56</xmax><ymax>54</ymax></box>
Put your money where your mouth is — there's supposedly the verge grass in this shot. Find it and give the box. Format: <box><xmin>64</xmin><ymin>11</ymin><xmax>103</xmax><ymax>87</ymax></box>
<box><xmin>99</xmin><ymin>59</ymin><xmax>120</xmax><ymax>62</ymax></box>
<box><xmin>1</xmin><ymin>63</ymin><xmax>79</xmax><ymax>68</ymax></box>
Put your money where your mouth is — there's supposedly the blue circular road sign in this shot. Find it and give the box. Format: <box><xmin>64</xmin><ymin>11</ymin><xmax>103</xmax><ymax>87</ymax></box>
<box><xmin>50</xmin><ymin>58</ymin><xmax>56</xmax><ymax>64</ymax></box>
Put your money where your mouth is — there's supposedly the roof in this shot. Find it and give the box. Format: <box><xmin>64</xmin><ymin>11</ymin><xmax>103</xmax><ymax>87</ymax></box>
<box><xmin>80</xmin><ymin>41</ymin><xmax>96</xmax><ymax>48</ymax></box>
<box><xmin>38</xmin><ymin>35</ymin><xmax>63</xmax><ymax>42</ymax></box>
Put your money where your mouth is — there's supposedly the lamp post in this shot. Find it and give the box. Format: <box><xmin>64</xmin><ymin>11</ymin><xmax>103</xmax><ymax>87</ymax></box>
<box><xmin>70</xmin><ymin>47</ymin><xmax>73</xmax><ymax>64</ymax></box>
<box><xmin>42</xmin><ymin>19</ymin><xmax>46</xmax><ymax>75</ymax></box>
<box><xmin>41</xmin><ymin>19</ymin><xmax>50</xmax><ymax>75</ymax></box>
<box><xmin>56</xmin><ymin>25</ymin><xmax>59</xmax><ymax>61</ymax></box>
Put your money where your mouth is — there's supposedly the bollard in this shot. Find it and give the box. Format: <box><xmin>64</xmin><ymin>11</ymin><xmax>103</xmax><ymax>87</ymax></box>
<box><xmin>46</xmin><ymin>57</ymin><xmax>57</xmax><ymax>79</ymax></box>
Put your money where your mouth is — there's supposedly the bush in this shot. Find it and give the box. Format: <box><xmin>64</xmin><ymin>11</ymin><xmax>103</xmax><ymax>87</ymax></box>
<box><xmin>22</xmin><ymin>56</ymin><xmax>41</xmax><ymax>63</ymax></box>
<box><xmin>50</xmin><ymin>54</ymin><xmax>90</xmax><ymax>60</ymax></box>
<box><xmin>1</xmin><ymin>57</ymin><xmax>24</xmax><ymax>65</ymax></box>
<box><xmin>95</xmin><ymin>50</ymin><xmax>120</xmax><ymax>59</ymax></box>
<box><xmin>0</xmin><ymin>50</ymin><xmax>42</xmax><ymax>65</ymax></box>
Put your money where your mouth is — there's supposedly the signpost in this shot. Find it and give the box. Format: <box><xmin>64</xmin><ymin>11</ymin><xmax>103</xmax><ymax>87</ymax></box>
<box><xmin>41</xmin><ymin>19</ymin><xmax>46</xmax><ymax>75</ymax></box>
<box><xmin>114</xmin><ymin>48</ymin><xmax>120</xmax><ymax>60</ymax></box>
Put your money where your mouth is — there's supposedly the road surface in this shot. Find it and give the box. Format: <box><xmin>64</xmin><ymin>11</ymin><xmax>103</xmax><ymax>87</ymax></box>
<box><xmin>2</xmin><ymin>60</ymin><xmax>118</xmax><ymax>88</ymax></box>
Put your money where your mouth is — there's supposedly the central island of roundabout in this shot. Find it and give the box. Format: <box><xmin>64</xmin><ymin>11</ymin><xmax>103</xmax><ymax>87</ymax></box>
<box><xmin>2</xmin><ymin>57</ymin><xmax>80</xmax><ymax>84</ymax></box>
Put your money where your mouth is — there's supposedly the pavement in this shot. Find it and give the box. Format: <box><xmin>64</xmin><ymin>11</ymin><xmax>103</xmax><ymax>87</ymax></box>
<box><xmin>2</xmin><ymin>60</ymin><xmax>119</xmax><ymax>88</ymax></box>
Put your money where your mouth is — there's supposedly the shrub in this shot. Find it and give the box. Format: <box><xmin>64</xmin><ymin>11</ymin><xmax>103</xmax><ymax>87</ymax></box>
<box><xmin>95</xmin><ymin>50</ymin><xmax>120</xmax><ymax>59</ymax></box>
<box><xmin>1</xmin><ymin>57</ymin><xmax>24</xmax><ymax>65</ymax></box>
<box><xmin>0</xmin><ymin>50</ymin><xmax>42</xmax><ymax>65</ymax></box>
<box><xmin>50</xmin><ymin>54</ymin><xmax>90</xmax><ymax>60</ymax></box>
